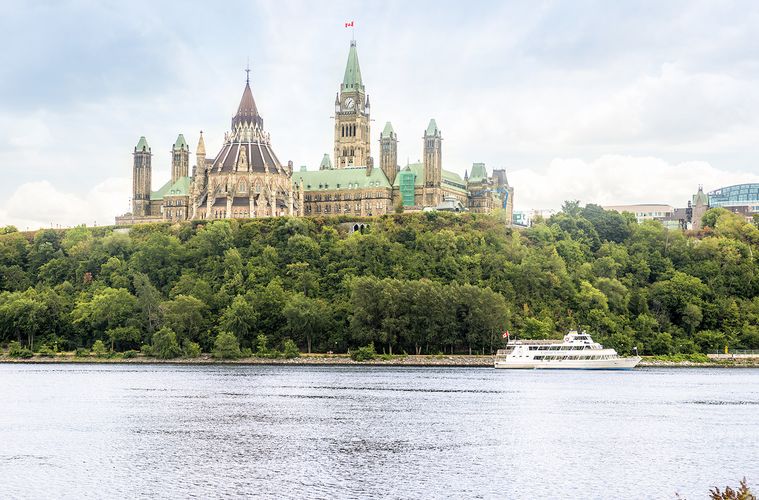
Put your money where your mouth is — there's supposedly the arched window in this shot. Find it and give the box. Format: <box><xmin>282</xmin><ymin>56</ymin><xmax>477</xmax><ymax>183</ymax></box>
<box><xmin>238</xmin><ymin>180</ymin><xmax>247</xmax><ymax>194</ymax></box>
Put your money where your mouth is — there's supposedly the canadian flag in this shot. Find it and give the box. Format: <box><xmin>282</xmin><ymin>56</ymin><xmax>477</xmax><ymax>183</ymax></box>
<box><xmin>502</xmin><ymin>330</ymin><xmax>510</xmax><ymax>339</ymax></box>
<box><xmin>345</xmin><ymin>21</ymin><xmax>354</xmax><ymax>27</ymax></box>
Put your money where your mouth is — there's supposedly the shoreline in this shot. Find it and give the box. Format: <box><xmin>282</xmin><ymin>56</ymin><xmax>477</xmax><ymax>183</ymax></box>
<box><xmin>1</xmin><ymin>354</ymin><xmax>758</xmax><ymax>368</ymax></box>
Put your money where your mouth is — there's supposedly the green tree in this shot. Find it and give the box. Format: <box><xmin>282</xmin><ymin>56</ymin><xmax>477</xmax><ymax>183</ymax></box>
<box><xmin>151</xmin><ymin>327</ymin><xmax>182</xmax><ymax>359</ymax></box>
<box><xmin>213</xmin><ymin>331</ymin><xmax>242</xmax><ymax>359</ymax></box>
<box><xmin>71</xmin><ymin>287</ymin><xmax>138</xmax><ymax>342</ymax></box>
<box><xmin>160</xmin><ymin>295</ymin><xmax>207</xmax><ymax>344</ymax></box>
<box><xmin>220</xmin><ymin>295</ymin><xmax>258</xmax><ymax>346</ymax></box>
<box><xmin>283</xmin><ymin>293</ymin><xmax>330</xmax><ymax>353</ymax></box>
<box><xmin>91</xmin><ymin>339</ymin><xmax>108</xmax><ymax>357</ymax></box>
<box><xmin>106</xmin><ymin>326</ymin><xmax>141</xmax><ymax>352</ymax></box>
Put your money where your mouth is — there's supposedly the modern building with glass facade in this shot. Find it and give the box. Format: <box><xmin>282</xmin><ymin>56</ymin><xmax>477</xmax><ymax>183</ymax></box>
<box><xmin>707</xmin><ymin>184</ymin><xmax>759</xmax><ymax>217</ymax></box>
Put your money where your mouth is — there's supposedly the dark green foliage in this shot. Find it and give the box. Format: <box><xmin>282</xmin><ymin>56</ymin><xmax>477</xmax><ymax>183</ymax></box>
<box><xmin>183</xmin><ymin>340</ymin><xmax>201</xmax><ymax>358</ymax></box>
<box><xmin>8</xmin><ymin>340</ymin><xmax>33</xmax><ymax>358</ymax></box>
<box><xmin>151</xmin><ymin>327</ymin><xmax>182</xmax><ymax>359</ymax></box>
<box><xmin>0</xmin><ymin>208</ymin><xmax>758</xmax><ymax>356</ymax></box>
<box><xmin>282</xmin><ymin>338</ymin><xmax>300</xmax><ymax>358</ymax></box>
<box><xmin>37</xmin><ymin>344</ymin><xmax>55</xmax><ymax>357</ymax></box>
<box><xmin>350</xmin><ymin>342</ymin><xmax>377</xmax><ymax>361</ymax></box>
<box><xmin>212</xmin><ymin>331</ymin><xmax>242</xmax><ymax>359</ymax></box>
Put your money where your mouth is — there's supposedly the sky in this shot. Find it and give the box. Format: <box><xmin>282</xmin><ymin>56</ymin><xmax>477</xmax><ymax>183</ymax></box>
<box><xmin>2</xmin><ymin>0</ymin><xmax>759</xmax><ymax>229</ymax></box>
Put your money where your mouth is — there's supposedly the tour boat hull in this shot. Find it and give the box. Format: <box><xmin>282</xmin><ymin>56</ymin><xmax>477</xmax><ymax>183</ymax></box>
<box><xmin>495</xmin><ymin>356</ymin><xmax>641</xmax><ymax>370</ymax></box>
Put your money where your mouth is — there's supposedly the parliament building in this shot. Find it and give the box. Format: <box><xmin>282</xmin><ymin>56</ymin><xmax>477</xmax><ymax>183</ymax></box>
<box><xmin>116</xmin><ymin>41</ymin><xmax>514</xmax><ymax>225</ymax></box>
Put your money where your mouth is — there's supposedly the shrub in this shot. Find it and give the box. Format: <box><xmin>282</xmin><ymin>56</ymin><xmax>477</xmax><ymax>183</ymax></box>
<box><xmin>37</xmin><ymin>344</ymin><xmax>56</xmax><ymax>357</ymax></box>
<box><xmin>350</xmin><ymin>342</ymin><xmax>376</xmax><ymax>361</ymax></box>
<box><xmin>212</xmin><ymin>331</ymin><xmax>242</xmax><ymax>359</ymax></box>
<box><xmin>91</xmin><ymin>340</ymin><xmax>109</xmax><ymax>358</ymax></box>
<box><xmin>709</xmin><ymin>477</ymin><xmax>755</xmax><ymax>499</ymax></box>
<box><xmin>241</xmin><ymin>347</ymin><xmax>253</xmax><ymax>358</ymax></box>
<box><xmin>9</xmin><ymin>341</ymin><xmax>33</xmax><ymax>359</ymax></box>
<box><xmin>282</xmin><ymin>339</ymin><xmax>300</xmax><ymax>359</ymax></box>
<box><xmin>182</xmin><ymin>340</ymin><xmax>201</xmax><ymax>358</ymax></box>
<box><xmin>255</xmin><ymin>334</ymin><xmax>270</xmax><ymax>357</ymax></box>
<box><xmin>75</xmin><ymin>347</ymin><xmax>89</xmax><ymax>357</ymax></box>
<box><xmin>122</xmin><ymin>350</ymin><xmax>138</xmax><ymax>359</ymax></box>
<box><xmin>151</xmin><ymin>328</ymin><xmax>182</xmax><ymax>359</ymax></box>
<box><xmin>140</xmin><ymin>344</ymin><xmax>153</xmax><ymax>357</ymax></box>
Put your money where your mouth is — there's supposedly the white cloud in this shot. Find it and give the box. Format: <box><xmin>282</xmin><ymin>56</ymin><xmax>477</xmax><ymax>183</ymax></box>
<box><xmin>0</xmin><ymin>178</ymin><xmax>130</xmax><ymax>231</ymax></box>
<box><xmin>511</xmin><ymin>155</ymin><xmax>759</xmax><ymax>211</ymax></box>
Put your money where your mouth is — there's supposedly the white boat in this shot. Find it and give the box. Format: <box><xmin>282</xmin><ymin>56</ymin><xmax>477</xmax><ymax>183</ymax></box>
<box><xmin>494</xmin><ymin>330</ymin><xmax>641</xmax><ymax>370</ymax></box>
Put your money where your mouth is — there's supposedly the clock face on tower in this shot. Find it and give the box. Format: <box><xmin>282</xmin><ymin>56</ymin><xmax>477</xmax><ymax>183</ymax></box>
<box><xmin>343</xmin><ymin>97</ymin><xmax>355</xmax><ymax>111</ymax></box>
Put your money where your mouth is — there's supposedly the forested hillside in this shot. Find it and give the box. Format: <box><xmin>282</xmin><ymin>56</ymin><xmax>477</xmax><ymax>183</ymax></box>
<box><xmin>1</xmin><ymin>204</ymin><xmax>758</xmax><ymax>356</ymax></box>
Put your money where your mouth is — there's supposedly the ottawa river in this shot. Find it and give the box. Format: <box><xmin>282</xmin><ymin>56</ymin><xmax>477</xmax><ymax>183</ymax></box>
<box><xmin>1</xmin><ymin>364</ymin><xmax>758</xmax><ymax>499</ymax></box>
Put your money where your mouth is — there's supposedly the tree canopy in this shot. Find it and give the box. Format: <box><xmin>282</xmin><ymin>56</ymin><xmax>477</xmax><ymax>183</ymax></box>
<box><xmin>1</xmin><ymin>207</ymin><xmax>758</xmax><ymax>356</ymax></box>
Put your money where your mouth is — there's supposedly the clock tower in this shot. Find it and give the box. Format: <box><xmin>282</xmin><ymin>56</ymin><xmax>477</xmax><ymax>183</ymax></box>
<box><xmin>334</xmin><ymin>40</ymin><xmax>370</xmax><ymax>168</ymax></box>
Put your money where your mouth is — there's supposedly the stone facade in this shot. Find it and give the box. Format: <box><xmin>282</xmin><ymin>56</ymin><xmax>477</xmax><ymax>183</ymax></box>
<box><xmin>116</xmin><ymin>40</ymin><xmax>514</xmax><ymax>226</ymax></box>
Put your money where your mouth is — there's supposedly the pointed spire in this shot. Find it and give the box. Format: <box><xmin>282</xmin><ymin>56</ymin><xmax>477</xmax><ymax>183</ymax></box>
<box><xmin>135</xmin><ymin>136</ymin><xmax>150</xmax><ymax>152</ymax></box>
<box><xmin>173</xmin><ymin>134</ymin><xmax>188</xmax><ymax>151</ymax></box>
<box><xmin>319</xmin><ymin>154</ymin><xmax>333</xmax><ymax>170</ymax></box>
<box><xmin>342</xmin><ymin>40</ymin><xmax>364</xmax><ymax>91</ymax></box>
<box><xmin>232</xmin><ymin>67</ymin><xmax>263</xmax><ymax>129</ymax></box>
<box><xmin>381</xmin><ymin>122</ymin><xmax>395</xmax><ymax>140</ymax></box>
<box><xmin>196</xmin><ymin>131</ymin><xmax>206</xmax><ymax>156</ymax></box>
<box><xmin>425</xmin><ymin>119</ymin><xmax>440</xmax><ymax>137</ymax></box>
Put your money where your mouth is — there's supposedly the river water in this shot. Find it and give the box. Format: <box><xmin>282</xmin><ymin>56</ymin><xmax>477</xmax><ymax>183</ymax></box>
<box><xmin>1</xmin><ymin>364</ymin><xmax>757</xmax><ymax>499</ymax></box>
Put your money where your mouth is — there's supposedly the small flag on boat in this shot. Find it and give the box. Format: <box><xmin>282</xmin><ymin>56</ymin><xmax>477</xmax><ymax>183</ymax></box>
<box><xmin>502</xmin><ymin>330</ymin><xmax>510</xmax><ymax>339</ymax></box>
<box><xmin>345</xmin><ymin>21</ymin><xmax>354</xmax><ymax>28</ymax></box>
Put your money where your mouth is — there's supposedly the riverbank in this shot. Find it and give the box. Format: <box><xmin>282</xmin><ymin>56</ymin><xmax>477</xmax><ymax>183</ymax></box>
<box><xmin>0</xmin><ymin>353</ymin><xmax>494</xmax><ymax>367</ymax></box>
<box><xmin>1</xmin><ymin>353</ymin><xmax>759</xmax><ymax>367</ymax></box>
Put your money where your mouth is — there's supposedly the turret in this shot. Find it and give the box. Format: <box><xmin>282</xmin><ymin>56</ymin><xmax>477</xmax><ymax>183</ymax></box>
<box><xmin>171</xmin><ymin>133</ymin><xmax>190</xmax><ymax>183</ymax></box>
<box><xmin>132</xmin><ymin>136</ymin><xmax>152</xmax><ymax>217</ymax></box>
<box><xmin>319</xmin><ymin>153</ymin><xmax>333</xmax><ymax>171</ymax></box>
<box><xmin>423</xmin><ymin>119</ymin><xmax>442</xmax><ymax>189</ymax></box>
<box><xmin>379</xmin><ymin>122</ymin><xmax>398</xmax><ymax>184</ymax></box>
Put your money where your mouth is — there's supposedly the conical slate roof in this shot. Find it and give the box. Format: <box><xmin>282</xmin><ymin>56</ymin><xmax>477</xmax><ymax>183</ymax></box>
<box><xmin>209</xmin><ymin>79</ymin><xmax>281</xmax><ymax>176</ymax></box>
<box><xmin>342</xmin><ymin>40</ymin><xmax>364</xmax><ymax>91</ymax></box>
<box><xmin>232</xmin><ymin>81</ymin><xmax>263</xmax><ymax>129</ymax></box>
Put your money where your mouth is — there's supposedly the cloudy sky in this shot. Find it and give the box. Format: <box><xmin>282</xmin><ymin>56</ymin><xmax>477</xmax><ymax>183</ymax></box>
<box><xmin>2</xmin><ymin>0</ymin><xmax>759</xmax><ymax>229</ymax></box>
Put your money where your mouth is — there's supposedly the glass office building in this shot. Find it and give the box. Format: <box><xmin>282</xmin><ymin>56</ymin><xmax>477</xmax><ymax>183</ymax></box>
<box><xmin>708</xmin><ymin>184</ymin><xmax>759</xmax><ymax>213</ymax></box>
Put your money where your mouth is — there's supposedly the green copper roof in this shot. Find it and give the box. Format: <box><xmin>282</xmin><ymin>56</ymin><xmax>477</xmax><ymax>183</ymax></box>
<box><xmin>166</xmin><ymin>176</ymin><xmax>191</xmax><ymax>196</ymax></box>
<box><xmin>173</xmin><ymin>134</ymin><xmax>188</xmax><ymax>150</ymax></box>
<box><xmin>319</xmin><ymin>154</ymin><xmax>333</xmax><ymax>170</ymax></box>
<box><xmin>150</xmin><ymin>179</ymin><xmax>173</xmax><ymax>201</ymax></box>
<box><xmin>135</xmin><ymin>136</ymin><xmax>150</xmax><ymax>151</ymax></box>
<box><xmin>693</xmin><ymin>187</ymin><xmax>709</xmax><ymax>206</ymax></box>
<box><xmin>425</xmin><ymin>119</ymin><xmax>439</xmax><ymax>137</ymax></box>
<box><xmin>342</xmin><ymin>40</ymin><xmax>364</xmax><ymax>91</ymax></box>
<box><xmin>391</xmin><ymin>163</ymin><xmax>467</xmax><ymax>194</ymax></box>
<box><xmin>297</xmin><ymin>166</ymin><xmax>390</xmax><ymax>190</ymax></box>
<box><xmin>469</xmin><ymin>162</ymin><xmax>487</xmax><ymax>183</ymax></box>
<box><xmin>151</xmin><ymin>176</ymin><xmax>191</xmax><ymax>200</ymax></box>
<box><xmin>380</xmin><ymin>122</ymin><xmax>395</xmax><ymax>139</ymax></box>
